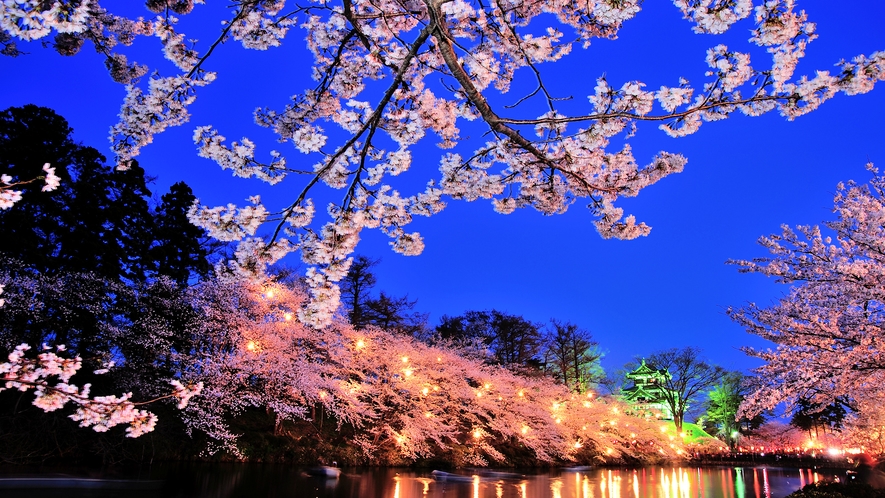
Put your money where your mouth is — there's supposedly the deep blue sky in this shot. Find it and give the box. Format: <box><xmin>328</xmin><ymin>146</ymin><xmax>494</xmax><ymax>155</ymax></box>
<box><xmin>2</xmin><ymin>1</ymin><xmax>884</xmax><ymax>377</ymax></box>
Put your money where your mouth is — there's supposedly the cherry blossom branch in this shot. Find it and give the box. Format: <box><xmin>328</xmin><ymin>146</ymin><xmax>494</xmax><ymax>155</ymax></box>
<box><xmin>1</xmin><ymin>344</ymin><xmax>203</xmax><ymax>438</ymax></box>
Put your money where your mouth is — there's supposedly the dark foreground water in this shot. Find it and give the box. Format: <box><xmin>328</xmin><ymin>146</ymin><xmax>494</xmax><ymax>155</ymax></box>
<box><xmin>0</xmin><ymin>464</ymin><xmax>844</xmax><ymax>498</ymax></box>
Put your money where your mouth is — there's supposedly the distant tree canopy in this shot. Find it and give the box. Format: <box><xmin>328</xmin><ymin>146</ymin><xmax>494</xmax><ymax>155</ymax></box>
<box><xmin>541</xmin><ymin>320</ymin><xmax>603</xmax><ymax>394</ymax></box>
<box><xmin>339</xmin><ymin>255</ymin><xmax>428</xmax><ymax>336</ymax></box>
<box><xmin>436</xmin><ymin>310</ymin><xmax>543</xmax><ymax>369</ymax></box>
<box><xmin>0</xmin><ymin>104</ymin><xmax>212</xmax><ymax>285</ymax></box>
<box><xmin>790</xmin><ymin>398</ymin><xmax>848</xmax><ymax>439</ymax></box>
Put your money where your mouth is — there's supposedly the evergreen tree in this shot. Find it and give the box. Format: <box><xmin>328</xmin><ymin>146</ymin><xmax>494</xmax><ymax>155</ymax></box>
<box><xmin>150</xmin><ymin>182</ymin><xmax>212</xmax><ymax>285</ymax></box>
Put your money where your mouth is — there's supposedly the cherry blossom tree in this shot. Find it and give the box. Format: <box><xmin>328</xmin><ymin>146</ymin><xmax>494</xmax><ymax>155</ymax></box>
<box><xmin>2</xmin><ymin>1</ymin><xmax>883</xmax><ymax>325</ymax></box>
<box><xmin>729</xmin><ymin>166</ymin><xmax>885</xmax><ymax>427</ymax></box>
<box><xmin>179</xmin><ymin>275</ymin><xmax>688</xmax><ymax>464</ymax></box>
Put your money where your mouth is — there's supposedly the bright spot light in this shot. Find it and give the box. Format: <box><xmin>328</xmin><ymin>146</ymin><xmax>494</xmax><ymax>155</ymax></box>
<box><xmin>436</xmin><ymin>356</ymin><xmax>441</xmax><ymax>362</ymax></box>
<box><xmin>476</xmin><ymin>391</ymin><xmax>482</xmax><ymax>398</ymax></box>
<box><xmin>630</xmin><ymin>433</ymin><xmax>636</xmax><ymax>438</ymax></box>
<box><xmin>401</xmin><ymin>356</ymin><xmax>408</xmax><ymax>363</ymax></box>
<box><xmin>473</xmin><ymin>430</ymin><xmax>482</xmax><ymax>439</ymax></box>
<box><xmin>606</xmin><ymin>448</ymin><xmax>613</xmax><ymax>455</ymax></box>
<box><xmin>484</xmin><ymin>383</ymin><xmax>491</xmax><ymax>390</ymax></box>
<box><xmin>404</xmin><ymin>368</ymin><xmax>413</xmax><ymax>377</ymax></box>
<box><xmin>660</xmin><ymin>427</ymin><xmax>667</xmax><ymax>433</ymax></box>
<box><xmin>583</xmin><ymin>401</ymin><xmax>591</xmax><ymax>408</ymax></box>
<box><xmin>265</xmin><ymin>290</ymin><xmax>274</xmax><ymax>299</ymax></box>
<box><xmin>518</xmin><ymin>390</ymin><xmax>524</xmax><ymax>397</ymax></box>
<box><xmin>575</xmin><ymin>441</ymin><xmax>583</xmax><ymax>449</ymax></box>
<box><xmin>587</xmin><ymin>392</ymin><xmax>593</xmax><ymax>398</ymax></box>
<box><xmin>422</xmin><ymin>387</ymin><xmax>430</xmax><ymax>395</ymax></box>
<box><xmin>555</xmin><ymin>418</ymin><xmax>562</xmax><ymax>424</ymax></box>
<box><xmin>355</xmin><ymin>339</ymin><xmax>365</xmax><ymax>349</ymax></box>
<box><xmin>319</xmin><ymin>391</ymin><xmax>327</xmax><ymax>399</ymax></box>
<box><xmin>521</xmin><ymin>426</ymin><xmax>528</xmax><ymax>434</ymax></box>
<box><xmin>284</xmin><ymin>313</ymin><xmax>292</xmax><ymax>321</ymax></box>
<box><xmin>425</xmin><ymin>412</ymin><xmax>432</xmax><ymax>418</ymax></box>
<box><xmin>612</xmin><ymin>407</ymin><xmax>619</xmax><ymax>414</ymax></box>
<box><xmin>246</xmin><ymin>341</ymin><xmax>257</xmax><ymax>351</ymax></box>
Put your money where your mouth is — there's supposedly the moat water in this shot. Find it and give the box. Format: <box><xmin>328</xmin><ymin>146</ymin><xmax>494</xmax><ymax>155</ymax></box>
<box><xmin>0</xmin><ymin>463</ymin><xmax>846</xmax><ymax>498</ymax></box>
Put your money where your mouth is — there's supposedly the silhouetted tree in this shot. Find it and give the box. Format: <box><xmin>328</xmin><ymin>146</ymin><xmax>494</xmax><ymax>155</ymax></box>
<box><xmin>639</xmin><ymin>347</ymin><xmax>725</xmax><ymax>433</ymax></box>
<box><xmin>435</xmin><ymin>310</ymin><xmax>542</xmax><ymax>369</ymax></box>
<box><xmin>541</xmin><ymin>320</ymin><xmax>603</xmax><ymax>393</ymax></box>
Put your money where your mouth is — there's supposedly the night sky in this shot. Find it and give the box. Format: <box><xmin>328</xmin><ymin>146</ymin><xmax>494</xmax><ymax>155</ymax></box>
<box><xmin>2</xmin><ymin>0</ymin><xmax>884</xmax><ymax>377</ymax></box>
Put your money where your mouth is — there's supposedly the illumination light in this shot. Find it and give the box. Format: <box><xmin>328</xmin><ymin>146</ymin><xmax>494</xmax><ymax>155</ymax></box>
<box><xmin>246</xmin><ymin>341</ymin><xmax>257</xmax><ymax>351</ymax></box>
<box><xmin>284</xmin><ymin>313</ymin><xmax>292</xmax><ymax>321</ymax></box>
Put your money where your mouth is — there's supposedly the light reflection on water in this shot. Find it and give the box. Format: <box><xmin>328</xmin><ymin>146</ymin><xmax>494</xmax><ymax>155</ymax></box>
<box><xmin>0</xmin><ymin>465</ymin><xmax>839</xmax><ymax>498</ymax></box>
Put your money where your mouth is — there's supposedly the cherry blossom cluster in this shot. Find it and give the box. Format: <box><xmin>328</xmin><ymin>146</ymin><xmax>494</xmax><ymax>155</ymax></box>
<box><xmin>2</xmin><ymin>1</ymin><xmax>883</xmax><ymax>325</ymax></box>
<box><xmin>729</xmin><ymin>165</ymin><xmax>885</xmax><ymax>422</ymax></box>
<box><xmin>0</xmin><ymin>163</ymin><xmax>60</xmax><ymax>209</ymax></box>
<box><xmin>0</xmin><ymin>343</ymin><xmax>203</xmax><ymax>438</ymax></box>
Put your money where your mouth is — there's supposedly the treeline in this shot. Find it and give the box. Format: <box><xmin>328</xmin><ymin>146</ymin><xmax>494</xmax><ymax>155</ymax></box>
<box><xmin>0</xmin><ymin>105</ymin><xmax>736</xmax><ymax>466</ymax></box>
<box><xmin>340</xmin><ymin>255</ymin><xmax>604</xmax><ymax>394</ymax></box>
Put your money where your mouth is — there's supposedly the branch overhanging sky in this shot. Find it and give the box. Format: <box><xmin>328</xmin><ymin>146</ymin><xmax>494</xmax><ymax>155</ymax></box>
<box><xmin>1</xmin><ymin>0</ymin><xmax>883</xmax><ymax>376</ymax></box>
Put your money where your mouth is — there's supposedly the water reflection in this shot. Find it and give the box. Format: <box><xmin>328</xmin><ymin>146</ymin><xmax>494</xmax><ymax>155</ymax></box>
<box><xmin>0</xmin><ymin>464</ymin><xmax>840</xmax><ymax>498</ymax></box>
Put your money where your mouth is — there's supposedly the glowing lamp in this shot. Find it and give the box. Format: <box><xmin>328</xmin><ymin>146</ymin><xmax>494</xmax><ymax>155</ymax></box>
<box><xmin>284</xmin><ymin>312</ymin><xmax>292</xmax><ymax>321</ymax></box>
<box><xmin>401</xmin><ymin>356</ymin><xmax>408</xmax><ymax>363</ymax></box>
<box><xmin>246</xmin><ymin>341</ymin><xmax>257</xmax><ymax>351</ymax></box>
<box><xmin>265</xmin><ymin>290</ymin><xmax>275</xmax><ymax>298</ymax></box>
<box><xmin>473</xmin><ymin>430</ymin><xmax>482</xmax><ymax>439</ymax></box>
<box><xmin>355</xmin><ymin>339</ymin><xmax>365</xmax><ymax>349</ymax></box>
<box><xmin>422</xmin><ymin>387</ymin><xmax>430</xmax><ymax>395</ymax></box>
<box><xmin>521</xmin><ymin>426</ymin><xmax>529</xmax><ymax>434</ymax></box>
